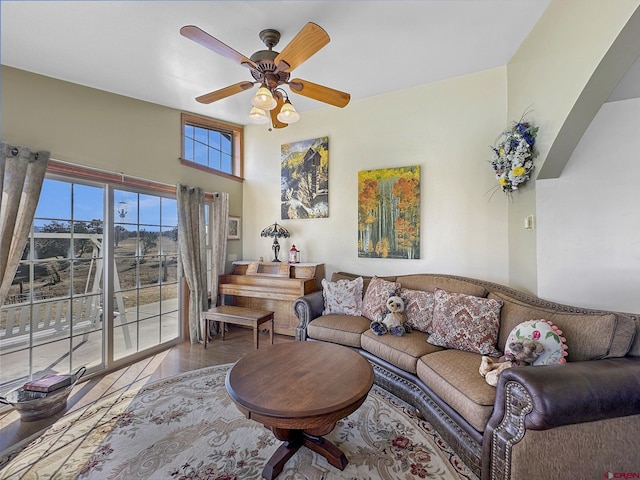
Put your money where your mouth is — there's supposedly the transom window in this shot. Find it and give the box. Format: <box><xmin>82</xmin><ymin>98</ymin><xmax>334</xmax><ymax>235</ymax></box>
<box><xmin>181</xmin><ymin>113</ymin><xmax>243</xmax><ymax>179</ymax></box>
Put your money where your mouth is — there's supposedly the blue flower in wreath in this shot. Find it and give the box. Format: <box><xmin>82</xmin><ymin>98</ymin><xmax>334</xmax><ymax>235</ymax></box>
<box><xmin>489</xmin><ymin>115</ymin><xmax>539</xmax><ymax>195</ymax></box>
<box><xmin>523</xmin><ymin>132</ymin><xmax>535</xmax><ymax>146</ymax></box>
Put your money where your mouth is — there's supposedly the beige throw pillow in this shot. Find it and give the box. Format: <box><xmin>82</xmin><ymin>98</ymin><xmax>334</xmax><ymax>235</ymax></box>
<box><xmin>322</xmin><ymin>277</ymin><xmax>364</xmax><ymax>316</ymax></box>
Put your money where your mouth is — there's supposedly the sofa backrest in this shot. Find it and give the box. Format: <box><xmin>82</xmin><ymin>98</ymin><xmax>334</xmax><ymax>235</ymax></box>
<box><xmin>396</xmin><ymin>274</ymin><xmax>488</xmax><ymax>298</ymax></box>
<box><xmin>330</xmin><ymin>272</ymin><xmax>397</xmax><ymax>297</ymax></box>
<box><xmin>488</xmin><ymin>292</ymin><xmax>636</xmax><ymax>361</ymax></box>
<box><xmin>331</xmin><ymin>271</ymin><xmax>640</xmax><ymax>358</ymax></box>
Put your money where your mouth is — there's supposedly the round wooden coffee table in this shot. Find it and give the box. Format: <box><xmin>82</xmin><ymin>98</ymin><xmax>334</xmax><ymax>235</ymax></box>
<box><xmin>225</xmin><ymin>341</ymin><xmax>374</xmax><ymax>479</ymax></box>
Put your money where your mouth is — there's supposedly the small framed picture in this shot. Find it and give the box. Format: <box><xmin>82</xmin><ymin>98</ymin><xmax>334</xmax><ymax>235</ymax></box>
<box><xmin>228</xmin><ymin>216</ymin><xmax>241</xmax><ymax>240</ymax></box>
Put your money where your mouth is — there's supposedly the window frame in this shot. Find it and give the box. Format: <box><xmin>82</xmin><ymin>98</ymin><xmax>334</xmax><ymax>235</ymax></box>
<box><xmin>180</xmin><ymin>113</ymin><xmax>244</xmax><ymax>181</ymax></box>
<box><xmin>0</xmin><ymin>158</ymin><xmax>222</xmax><ymax>389</ymax></box>
<box><xmin>0</xmin><ymin>172</ymin><xmax>182</xmax><ymax>390</ymax></box>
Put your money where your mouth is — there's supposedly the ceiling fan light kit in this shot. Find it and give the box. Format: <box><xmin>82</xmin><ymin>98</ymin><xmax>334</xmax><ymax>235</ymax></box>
<box><xmin>251</xmin><ymin>86</ymin><xmax>277</xmax><ymax>110</ymax></box>
<box><xmin>180</xmin><ymin>22</ymin><xmax>350</xmax><ymax>129</ymax></box>
<box><xmin>277</xmin><ymin>100</ymin><xmax>300</xmax><ymax>124</ymax></box>
<box><xmin>248</xmin><ymin>106</ymin><xmax>269</xmax><ymax>124</ymax></box>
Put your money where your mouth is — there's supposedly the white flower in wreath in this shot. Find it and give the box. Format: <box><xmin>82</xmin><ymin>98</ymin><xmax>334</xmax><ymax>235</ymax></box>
<box><xmin>489</xmin><ymin>117</ymin><xmax>539</xmax><ymax>196</ymax></box>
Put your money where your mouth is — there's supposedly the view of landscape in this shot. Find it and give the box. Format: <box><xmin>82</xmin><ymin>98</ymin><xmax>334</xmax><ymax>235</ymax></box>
<box><xmin>0</xmin><ymin>181</ymin><xmax>180</xmax><ymax>390</ymax></box>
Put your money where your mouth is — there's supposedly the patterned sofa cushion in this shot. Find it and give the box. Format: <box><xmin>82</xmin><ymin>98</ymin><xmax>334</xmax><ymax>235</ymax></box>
<box><xmin>490</xmin><ymin>292</ymin><xmax>635</xmax><ymax>361</ymax></box>
<box><xmin>362</xmin><ymin>276</ymin><xmax>401</xmax><ymax>322</ymax></box>
<box><xmin>322</xmin><ymin>276</ymin><xmax>363</xmax><ymax>316</ymax></box>
<box><xmin>331</xmin><ymin>272</ymin><xmax>398</xmax><ymax>297</ymax></box>
<box><xmin>427</xmin><ymin>289</ymin><xmax>503</xmax><ymax>357</ymax></box>
<box><xmin>399</xmin><ymin>287</ymin><xmax>435</xmax><ymax>333</ymax></box>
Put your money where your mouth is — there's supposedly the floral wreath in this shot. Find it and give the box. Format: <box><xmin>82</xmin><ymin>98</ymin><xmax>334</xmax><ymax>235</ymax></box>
<box><xmin>490</xmin><ymin>115</ymin><xmax>539</xmax><ymax>195</ymax></box>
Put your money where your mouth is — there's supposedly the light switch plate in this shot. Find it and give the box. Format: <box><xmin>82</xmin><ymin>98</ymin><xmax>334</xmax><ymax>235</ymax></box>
<box><xmin>524</xmin><ymin>215</ymin><xmax>535</xmax><ymax>230</ymax></box>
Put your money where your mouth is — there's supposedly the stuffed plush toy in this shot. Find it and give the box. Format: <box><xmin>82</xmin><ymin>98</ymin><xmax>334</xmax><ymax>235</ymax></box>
<box><xmin>370</xmin><ymin>295</ymin><xmax>412</xmax><ymax>337</ymax></box>
<box><xmin>479</xmin><ymin>339</ymin><xmax>545</xmax><ymax>386</ymax></box>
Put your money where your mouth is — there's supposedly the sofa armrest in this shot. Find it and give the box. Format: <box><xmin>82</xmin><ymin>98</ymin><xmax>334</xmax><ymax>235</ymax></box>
<box><xmin>497</xmin><ymin>357</ymin><xmax>640</xmax><ymax>430</ymax></box>
<box><xmin>483</xmin><ymin>357</ymin><xmax>640</xmax><ymax>480</ymax></box>
<box><xmin>293</xmin><ymin>290</ymin><xmax>324</xmax><ymax>341</ymax></box>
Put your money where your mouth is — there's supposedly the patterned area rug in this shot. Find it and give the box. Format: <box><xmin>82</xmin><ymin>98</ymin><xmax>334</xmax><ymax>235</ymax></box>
<box><xmin>0</xmin><ymin>364</ymin><xmax>477</xmax><ymax>480</ymax></box>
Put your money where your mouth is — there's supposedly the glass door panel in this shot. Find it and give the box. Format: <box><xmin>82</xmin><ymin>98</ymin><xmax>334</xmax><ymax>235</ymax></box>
<box><xmin>0</xmin><ymin>181</ymin><xmax>106</xmax><ymax>391</ymax></box>
<box><xmin>0</xmin><ymin>180</ymin><xmax>180</xmax><ymax>392</ymax></box>
<box><xmin>139</xmin><ymin>316</ymin><xmax>160</xmax><ymax>350</ymax></box>
<box><xmin>112</xmin><ymin>190</ymin><xmax>180</xmax><ymax>358</ymax></box>
<box><xmin>113</xmin><ymin>324</ymin><xmax>137</xmax><ymax>361</ymax></box>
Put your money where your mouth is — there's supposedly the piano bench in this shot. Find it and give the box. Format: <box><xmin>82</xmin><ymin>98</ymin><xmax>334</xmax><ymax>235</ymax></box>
<box><xmin>202</xmin><ymin>306</ymin><xmax>274</xmax><ymax>349</ymax></box>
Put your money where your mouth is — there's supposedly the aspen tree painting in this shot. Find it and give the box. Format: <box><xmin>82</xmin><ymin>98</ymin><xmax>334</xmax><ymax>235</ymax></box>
<box><xmin>358</xmin><ymin>166</ymin><xmax>420</xmax><ymax>259</ymax></box>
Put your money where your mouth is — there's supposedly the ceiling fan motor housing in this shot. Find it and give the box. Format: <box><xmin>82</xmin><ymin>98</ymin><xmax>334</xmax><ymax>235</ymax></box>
<box><xmin>249</xmin><ymin>49</ymin><xmax>290</xmax><ymax>87</ymax></box>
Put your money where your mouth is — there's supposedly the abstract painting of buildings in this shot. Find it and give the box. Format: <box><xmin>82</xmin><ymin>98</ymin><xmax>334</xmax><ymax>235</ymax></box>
<box><xmin>281</xmin><ymin>136</ymin><xmax>329</xmax><ymax>219</ymax></box>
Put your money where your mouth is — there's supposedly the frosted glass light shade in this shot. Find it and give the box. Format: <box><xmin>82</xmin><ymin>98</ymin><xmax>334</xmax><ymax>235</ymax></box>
<box><xmin>248</xmin><ymin>107</ymin><xmax>269</xmax><ymax>124</ymax></box>
<box><xmin>251</xmin><ymin>87</ymin><xmax>277</xmax><ymax>110</ymax></box>
<box><xmin>276</xmin><ymin>101</ymin><xmax>300</xmax><ymax>124</ymax></box>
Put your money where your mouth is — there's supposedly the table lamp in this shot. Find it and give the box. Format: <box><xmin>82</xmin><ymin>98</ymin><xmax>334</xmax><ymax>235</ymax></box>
<box><xmin>260</xmin><ymin>222</ymin><xmax>290</xmax><ymax>262</ymax></box>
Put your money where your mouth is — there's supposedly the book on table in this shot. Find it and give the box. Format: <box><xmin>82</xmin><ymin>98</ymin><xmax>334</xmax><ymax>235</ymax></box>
<box><xmin>23</xmin><ymin>374</ymin><xmax>73</xmax><ymax>393</ymax></box>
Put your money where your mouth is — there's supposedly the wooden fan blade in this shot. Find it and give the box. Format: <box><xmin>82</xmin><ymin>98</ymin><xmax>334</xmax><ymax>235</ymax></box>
<box><xmin>289</xmin><ymin>78</ymin><xmax>350</xmax><ymax>108</ymax></box>
<box><xmin>196</xmin><ymin>82</ymin><xmax>255</xmax><ymax>104</ymax></box>
<box><xmin>180</xmin><ymin>25</ymin><xmax>257</xmax><ymax>69</ymax></box>
<box><xmin>269</xmin><ymin>92</ymin><xmax>288</xmax><ymax>129</ymax></box>
<box><xmin>274</xmin><ymin>23</ymin><xmax>329</xmax><ymax>72</ymax></box>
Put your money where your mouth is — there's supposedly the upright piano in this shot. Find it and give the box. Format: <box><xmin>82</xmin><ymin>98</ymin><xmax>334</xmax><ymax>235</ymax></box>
<box><xmin>218</xmin><ymin>261</ymin><xmax>325</xmax><ymax>336</ymax></box>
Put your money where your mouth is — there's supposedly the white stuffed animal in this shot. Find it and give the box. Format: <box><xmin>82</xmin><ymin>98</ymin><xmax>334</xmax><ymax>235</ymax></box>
<box><xmin>370</xmin><ymin>295</ymin><xmax>412</xmax><ymax>337</ymax></box>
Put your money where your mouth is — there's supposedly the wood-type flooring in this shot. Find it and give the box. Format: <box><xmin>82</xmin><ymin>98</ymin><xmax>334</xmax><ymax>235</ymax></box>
<box><xmin>0</xmin><ymin>327</ymin><xmax>293</xmax><ymax>454</ymax></box>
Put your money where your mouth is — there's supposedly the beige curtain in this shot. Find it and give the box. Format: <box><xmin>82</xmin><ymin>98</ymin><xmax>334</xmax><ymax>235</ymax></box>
<box><xmin>0</xmin><ymin>143</ymin><xmax>50</xmax><ymax>306</ymax></box>
<box><xmin>210</xmin><ymin>192</ymin><xmax>229</xmax><ymax>306</ymax></box>
<box><xmin>176</xmin><ymin>184</ymin><xmax>207</xmax><ymax>344</ymax></box>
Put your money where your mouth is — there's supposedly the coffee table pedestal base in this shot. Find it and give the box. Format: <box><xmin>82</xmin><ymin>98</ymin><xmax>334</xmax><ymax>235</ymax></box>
<box><xmin>226</xmin><ymin>343</ymin><xmax>374</xmax><ymax>480</ymax></box>
<box><xmin>262</xmin><ymin>428</ymin><xmax>347</xmax><ymax>480</ymax></box>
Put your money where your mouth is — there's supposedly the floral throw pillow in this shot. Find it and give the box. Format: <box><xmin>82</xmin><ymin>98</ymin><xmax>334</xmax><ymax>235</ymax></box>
<box><xmin>322</xmin><ymin>277</ymin><xmax>364</xmax><ymax>316</ymax></box>
<box><xmin>362</xmin><ymin>276</ymin><xmax>401</xmax><ymax>322</ymax></box>
<box><xmin>427</xmin><ymin>288</ymin><xmax>503</xmax><ymax>356</ymax></box>
<box><xmin>400</xmin><ymin>288</ymin><xmax>435</xmax><ymax>333</ymax></box>
<box><xmin>505</xmin><ymin>319</ymin><xmax>568</xmax><ymax>365</ymax></box>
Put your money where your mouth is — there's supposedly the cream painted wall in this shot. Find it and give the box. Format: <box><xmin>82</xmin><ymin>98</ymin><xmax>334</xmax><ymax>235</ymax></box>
<box><xmin>4</xmin><ymin>0</ymin><xmax>639</xmax><ymax>304</ymax></box>
<box><xmin>537</xmin><ymin>97</ymin><xmax>640</xmax><ymax>313</ymax></box>
<box><xmin>506</xmin><ymin>0</ymin><xmax>640</xmax><ymax>294</ymax></box>
<box><xmin>1</xmin><ymin>66</ymin><xmax>244</xmax><ymax>265</ymax></box>
<box><xmin>243</xmin><ymin>68</ymin><xmax>510</xmax><ymax>283</ymax></box>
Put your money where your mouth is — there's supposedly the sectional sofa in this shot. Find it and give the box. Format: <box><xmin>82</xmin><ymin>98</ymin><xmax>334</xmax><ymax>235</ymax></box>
<box><xmin>293</xmin><ymin>272</ymin><xmax>640</xmax><ymax>479</ymax></box>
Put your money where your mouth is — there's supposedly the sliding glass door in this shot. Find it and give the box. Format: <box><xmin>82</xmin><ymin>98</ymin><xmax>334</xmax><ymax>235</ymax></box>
<box><xmin>0</xmin><ymin>178</ymin><xmax>180</xmax><ymax>391</ymax></box>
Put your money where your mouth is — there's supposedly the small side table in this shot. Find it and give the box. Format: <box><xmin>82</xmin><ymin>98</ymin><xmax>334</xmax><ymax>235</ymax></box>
<box><xmin>202</xmin><ymin>306</ymin><xmax>274</xmax><ymax>349</ymax></box>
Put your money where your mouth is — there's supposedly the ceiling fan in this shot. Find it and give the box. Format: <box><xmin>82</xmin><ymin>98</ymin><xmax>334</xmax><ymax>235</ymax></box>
<box><xmin>180</xmin><ymin>22</ymin><xmax>350</xmax><ymax>128</ymax></box>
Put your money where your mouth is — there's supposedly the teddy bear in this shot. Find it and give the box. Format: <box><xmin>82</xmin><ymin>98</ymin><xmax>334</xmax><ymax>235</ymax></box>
<box><xmin>479</xmin><ymin>339</ymin><xmax>545</xmax><ymax>386</ymax></box>
<box><xmin>370</xmin><ymin>295</ymin><xmax>412</xmax><ymax>337</ymax></box>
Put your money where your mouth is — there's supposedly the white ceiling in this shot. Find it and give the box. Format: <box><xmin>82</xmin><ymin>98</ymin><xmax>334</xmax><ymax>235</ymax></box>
<box><xmin>0</xmin><ymin>1</ymin><xmax>574</xmax><ymax>126</ymax></box>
